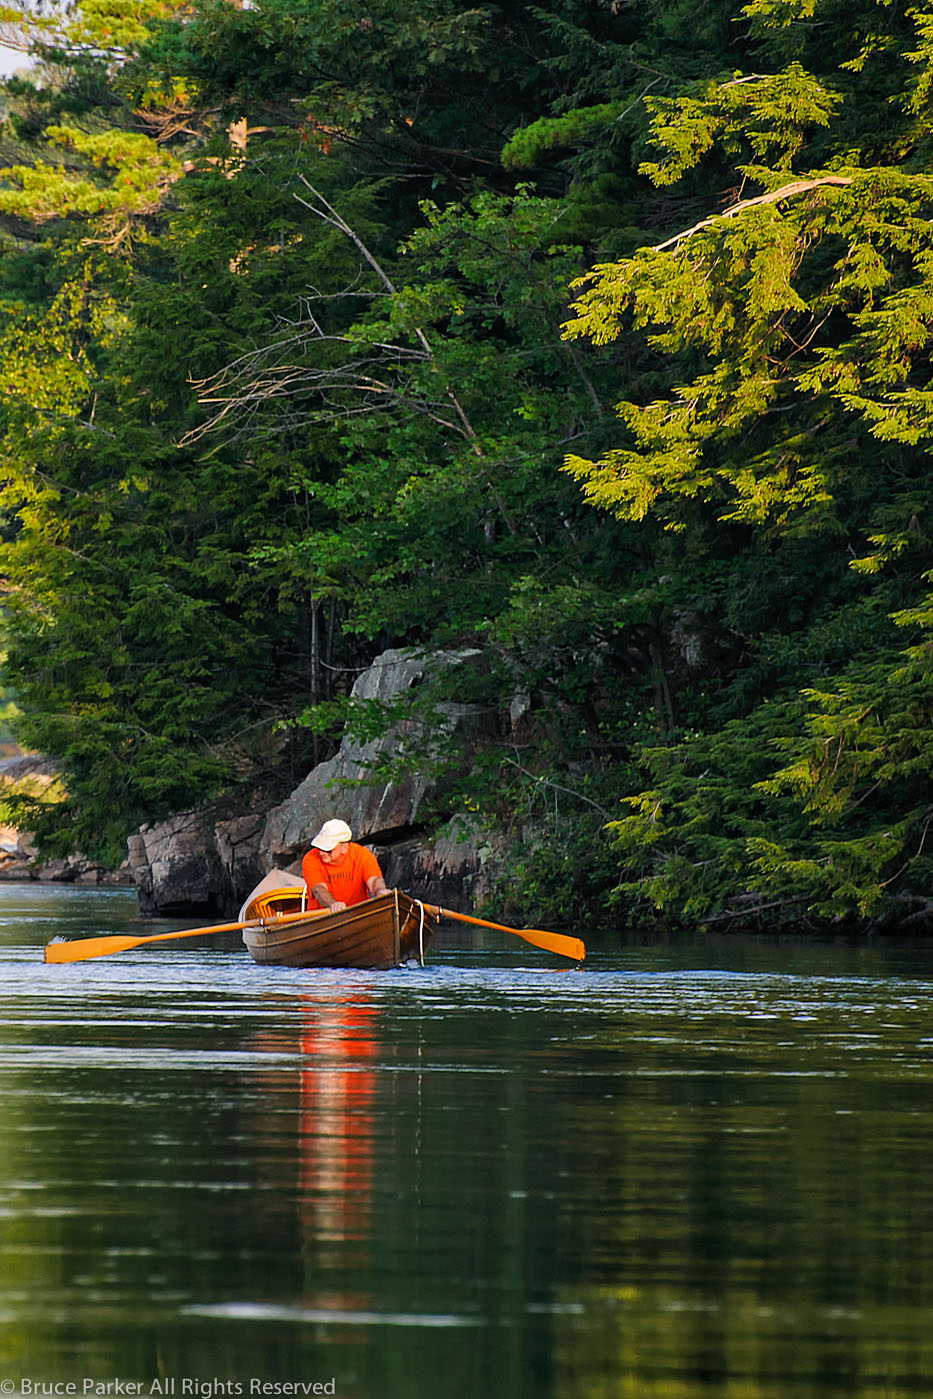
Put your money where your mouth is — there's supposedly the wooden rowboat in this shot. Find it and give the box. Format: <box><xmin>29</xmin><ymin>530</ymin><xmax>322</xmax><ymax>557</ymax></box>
<box><xmin>239</xmin><ymin>872</ymin><xmax>437</xmax><ymax>969</ymax></box>
<box><xmin>43</xmin><ymin>870</ymin><xmax>581</xmax><ymax>966</ymax></box>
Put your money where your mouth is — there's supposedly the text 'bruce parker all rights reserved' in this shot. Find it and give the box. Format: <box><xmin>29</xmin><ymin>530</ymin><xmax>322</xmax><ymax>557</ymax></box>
<box><xmin>9</xmin><ymin>1381</ymin><xmax>337</xmax><ymax>1397</ymax></box>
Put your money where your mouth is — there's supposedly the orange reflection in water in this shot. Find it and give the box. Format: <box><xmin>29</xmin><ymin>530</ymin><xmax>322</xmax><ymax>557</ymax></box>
<box><xmin>251</xmin><ymin>986</ymin><xmax>382</xmax><ymax>1322</ymax></box>
<box><xmin>297</xmin><ymin>992</ymin><xmax>379</xmax><ymax>1259</ymax></box>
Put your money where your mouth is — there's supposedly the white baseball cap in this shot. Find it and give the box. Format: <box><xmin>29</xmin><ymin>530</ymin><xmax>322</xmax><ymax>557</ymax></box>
<box><xmin>310</xmin><ymin>818</ymin><xmax>353</xmax><ymax>851</ymax></box>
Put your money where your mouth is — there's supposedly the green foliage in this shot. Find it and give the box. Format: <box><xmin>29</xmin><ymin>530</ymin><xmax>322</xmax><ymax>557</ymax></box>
<box><xmin>501</xmin><ymin>103</ymin><xmax>625</xmax><ymax>171</ymax></box>
<box><xmin>556</xmin><ymin>0</ymin><xmax>933</xmax><ymax>930</ymax></box>
<box><xmin>0</xmin><ymin>73</ymin><xmax>337</xmax><ymax>856</ymax></box>
<box><xmin>604</xmin><ymin>702</ymin><xmax>804</xmax><ymax>921</ymax></box>
<box><xmin>199</xmin><ymin>181</ymin><xmax>625</xmax><ymax>648</ymax></box>
<box><xmin>3</xmin><ymin>0</ymin><xmax>933</xmax><ymax>937</ymax></box>
<box><xmin>484</xmin><ymin>770</ymin><xmax>628</xmax><ymax>927</ymax></box>
<box><xmin>0</xmin><ymin>127</ymin><xmax>182</xmax><ymax>223</ymax></box>
<box><xmin>639</xmin><ymin>65</ymin><xmax>841</xmax><ymax>186</ymax></box>
<box><xmin>0</xmin><ymin>0</ymin><xmax>634</xmax><ymax>864</ymax></box>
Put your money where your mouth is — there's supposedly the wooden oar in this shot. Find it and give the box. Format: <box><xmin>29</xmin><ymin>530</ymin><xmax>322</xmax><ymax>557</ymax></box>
<box><xmin>421</xmin><ymin>903</ymin><xmax>585</xmax><ymax>962</ymax></box>
<box><xmin>44</xmin><ymin>908</ymin><xmax>326</xmax><ymax>965</ymax></box>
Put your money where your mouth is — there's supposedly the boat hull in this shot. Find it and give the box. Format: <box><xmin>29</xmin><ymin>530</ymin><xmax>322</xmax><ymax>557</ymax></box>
<box><xmin>241</xmin><ymin>888</ymin><xmax>436</xmax><ymax>969</ymax></box>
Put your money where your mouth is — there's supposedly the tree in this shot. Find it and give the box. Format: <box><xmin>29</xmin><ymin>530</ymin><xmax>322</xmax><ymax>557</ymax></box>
<box><xmin>0</xmin><ymin>5</ymin><xmax>355</xmax><ymax>856</ymax></box>
<box><xmin>9</xmin><ymin>0</ymin><xmax>933</xmax><ymax>936</ymax></box>
<box><xmin>562</xmin><ymin>0</ymin><xmax>933</xmax><ymax>929</ymax></box>
<box><xmin>0</xmin><ymin>0</ymin><xmax>638</xmax><ymax>865</ymax></box>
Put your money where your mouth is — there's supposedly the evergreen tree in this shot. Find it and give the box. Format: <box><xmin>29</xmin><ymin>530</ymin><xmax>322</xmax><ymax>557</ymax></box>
<box><xmin>563</xmin><ymin>0</ymin><xmax>933</xmax><ymax>929</ymax></box>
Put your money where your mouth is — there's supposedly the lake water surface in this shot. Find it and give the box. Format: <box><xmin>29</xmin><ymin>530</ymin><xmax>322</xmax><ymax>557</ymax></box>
<box><xmin>1</xmin><ymin>884</ymin><xmax>931</xmax><ymax>1398</ymax></box>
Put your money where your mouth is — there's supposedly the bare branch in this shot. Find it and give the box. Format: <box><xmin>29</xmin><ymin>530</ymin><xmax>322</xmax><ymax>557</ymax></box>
<box><xmin>182</xmin><ymin>179</ymin><xmax>485</xmax><ymax>453</ymax></box>
<box><xmin>293</xmin><ymin>179</ymin><xmax>481</xmax><ymax>448</ymax></box>
<box><xmin>652</xmin><ymin>175</ymin><xmax>854</xmax><ymax>253</ymax></box>
<box><xmin>295</xmin><ymin>176</ymin><xmax>431</xmax><ymax>354</ymax></box>
<box><xmin>180</xmin><ymin>341</ymin><xmax>467</xmax><ymax>448</ymax></box>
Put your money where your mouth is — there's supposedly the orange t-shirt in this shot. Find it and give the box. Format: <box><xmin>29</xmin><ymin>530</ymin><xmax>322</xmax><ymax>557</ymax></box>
<box><xmin>301</xmin><ymin>842</ymin><xmax>382</xmax><ymax>908</ymax></box>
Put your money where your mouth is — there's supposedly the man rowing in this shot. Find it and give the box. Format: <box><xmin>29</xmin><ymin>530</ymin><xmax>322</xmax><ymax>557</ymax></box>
<box><xmin>301</xmin><ymin>819</ymin><xmax>390</xmax><ymax>913</ymax></box>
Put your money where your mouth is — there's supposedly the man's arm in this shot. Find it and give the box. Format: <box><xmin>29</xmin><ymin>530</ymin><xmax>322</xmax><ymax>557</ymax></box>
<box><xmin>366</xmin><ymin>873</ymin><xmax>388</xmax><ymax>898</ymax></box>
<box><xmin>312</xmin><ymin>883</ymin><xmax>346</xmax><ymax>912</ymax></box>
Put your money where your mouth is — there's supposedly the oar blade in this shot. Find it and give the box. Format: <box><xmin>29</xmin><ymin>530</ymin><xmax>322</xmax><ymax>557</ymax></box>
<box><xmin>423</xmin><ymin>903</ymin><xmax>586</xmax><ymax>962</ymax></box>
<box><xmin>45</xmin><ymin>935</ymin><xmax>146</xmax><ymax>964</ymax></box>
<box><xmin>514</xmin><ymin>928</ymin><xmax>586</xmax><ymax>962</ymax></box>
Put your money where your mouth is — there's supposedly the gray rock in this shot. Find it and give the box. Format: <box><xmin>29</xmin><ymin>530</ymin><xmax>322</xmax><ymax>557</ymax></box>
<box><xmin>130</xmin><ymin>647</ymin><xmax>502</xmax><ymax>916</ymax></box>
<box><xmin>129</xmin><ymin>812</ymin><xmax>228</xmax><ymax>916</ymax></box>
<box><xmin>259</xmin><ymin>647</ymin><xmax>490</xmax><ymax>868</ymax></box>
<box><xmin>375</xmin><ymin>815</ymin><xmax>510</xmax><ymax>909</ymax></box>
<box><xmin>215</xmin><ymin>813</ymin><xmax>267</xmax><ymax>899</ymax></box>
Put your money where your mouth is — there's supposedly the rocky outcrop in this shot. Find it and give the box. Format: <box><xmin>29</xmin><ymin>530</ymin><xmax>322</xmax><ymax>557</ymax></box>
<box><xmin>373</xmin><ymin>816</ymin><xmax>512</xmax><ymax>909</ymax></box>
<box><xmin>128</xmin><ymin>810</ymin><xmax>269</xmax><ymax>916</ymax></box>
<box><xmin>260</xmin><ymin>647</ymin><xmax>489</xmax><ymax>866</ymax></box>
<box><xmin>129</xmin><ymin>816</ymin><xmax>222</xmax><ymax>916</ymax></box>
<box><xmin>129</xmin><ymin>647</ymin><xmax>508</xmax><ymax>916</ymax></box>
<box><xmin>0</xmin><ymin>831</ymin><xmax>128</xmax><ymax>886</ymax></box>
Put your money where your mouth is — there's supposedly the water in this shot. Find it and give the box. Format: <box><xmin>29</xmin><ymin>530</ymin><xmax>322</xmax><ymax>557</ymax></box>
<box><xmin>1</xmin><ymin>885</ymin><xmax>932</xmax><ymax>1398</ymax></box>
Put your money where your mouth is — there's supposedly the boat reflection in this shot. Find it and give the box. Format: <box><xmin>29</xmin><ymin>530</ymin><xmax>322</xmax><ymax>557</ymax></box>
<box><xmin>251</xmin><ymin>983</ymin><xmax>383</xmax><ymax>1326</ymax></box>
<box><xmin>297</xmin><ymin>990</ymin><xmax>378</xmax><ymax>1261</ymax></box>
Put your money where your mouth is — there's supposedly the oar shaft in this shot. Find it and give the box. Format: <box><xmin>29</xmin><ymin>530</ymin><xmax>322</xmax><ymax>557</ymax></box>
<box><xmin>435</xmin><ymin>906</ymin><xmax>540</xmax><ymax>936</ymax></box>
